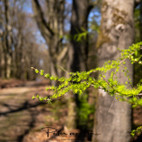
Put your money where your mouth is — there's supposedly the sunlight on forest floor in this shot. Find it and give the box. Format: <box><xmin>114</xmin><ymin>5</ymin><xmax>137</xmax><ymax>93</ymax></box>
<box><xmin>0</xmin><ymin>79</ymin><xmax>142</xmax><ymax>142</ymax></box>
<box><xmin>0</xmin><ymin>80</ymin><xmax>73</xmax><ymax>142</ymax></box>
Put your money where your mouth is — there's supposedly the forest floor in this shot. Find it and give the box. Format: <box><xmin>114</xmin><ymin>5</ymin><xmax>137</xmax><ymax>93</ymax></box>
<box><xmin>0</xmin><ymin>79</ymin><xmax>75</xmax><ymax>142</ymax></box>
<box><xmin>0</xmin><ymin>79</ymin><xmax>142</xmax><ymax>142</ymax></box>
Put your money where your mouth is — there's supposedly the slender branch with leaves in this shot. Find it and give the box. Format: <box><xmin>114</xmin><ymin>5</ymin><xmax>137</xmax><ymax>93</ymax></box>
<box><xmin>31</xmin><ymin>41</ymin><xmax>142</xmax><ymax>136</ymax></box>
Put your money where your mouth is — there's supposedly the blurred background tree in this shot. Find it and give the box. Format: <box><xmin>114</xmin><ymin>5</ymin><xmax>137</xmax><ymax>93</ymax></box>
<box><xmin>0</xmin><ymin>0</ymin><xmax>47</xmax><ymax>80</ymax></box>
<box><xmin>134</xmin><ymin>0</ymin><xmax>142</xmax><ymax>86</ymax></box>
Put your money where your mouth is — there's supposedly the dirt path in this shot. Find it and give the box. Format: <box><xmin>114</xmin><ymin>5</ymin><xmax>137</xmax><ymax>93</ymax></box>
<box><xmin>0</xmin><ymin>80</ymin><xmax>142</xmax><ymax>142</ymax></box>
<box><xmin>0</xmin><ymin>81</ymin><xmax>69</xmax><ymax>142</ymax></box>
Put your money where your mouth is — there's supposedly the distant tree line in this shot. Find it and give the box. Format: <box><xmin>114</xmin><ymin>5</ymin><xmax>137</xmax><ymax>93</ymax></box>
<box><xmin>0</xmin><ymin>0</ymin><xmax>47</xmax><ymax>80</ymax></box>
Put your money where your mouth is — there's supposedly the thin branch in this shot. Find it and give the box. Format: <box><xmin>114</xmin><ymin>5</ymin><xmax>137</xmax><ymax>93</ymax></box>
<box><xmin>56</xmin><ymin>65</ymin><xmax>70</xmax><ymax>74</ymax></box>
<box><xmin>32</xmin><ymin>0</ymin><xmax>54</xmax><ymax>36</ymax></box>
<box><xmin>57</xmin><ymin>46</ymin><xmax>68</xmax><ymax>61</ymax></box>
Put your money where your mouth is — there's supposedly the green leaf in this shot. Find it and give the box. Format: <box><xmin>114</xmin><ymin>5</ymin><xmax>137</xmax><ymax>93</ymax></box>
<box><xmin>32</xmin><ymin>96</ymin><xmax>35</xmax><ymax>100</ymax></box>
<box><xmin>44</xmin><ymin>74</ymin><xmax>50</xmax><ymax>78</ymax></box>
<box><xmin>135</xmin><ymin>50</ymin><xmax>138</xmax><ymax>56</ymax></box>
<box><xmin>35</xmin><ymin>69</ymin><xmax>39</xmax><ymax>74</ymax></box>
<box><xmin>36</xmin><ymin>94</ymin><xmax>39</xmax><ymax>99</ymax></box>
<box><xmin>40</xmin><ymin>70</ymin><xmax>44</xmax><ymax>76</ymax></box>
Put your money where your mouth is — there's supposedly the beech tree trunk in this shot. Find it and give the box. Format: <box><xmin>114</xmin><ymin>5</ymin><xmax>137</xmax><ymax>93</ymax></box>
<box><xmin>93</xmin><ymin>0</ymin><xmax>134</xmax><ymax>142</ymax></box>
<box><xmin>69</xmin><ymin>0</ymin><xmax>90</xmax><ymax>72</ymax></box>
<box><xmin>67</xmin><ymin>0</ymin><xmax>94</xmax><ymax>132</ymax></box>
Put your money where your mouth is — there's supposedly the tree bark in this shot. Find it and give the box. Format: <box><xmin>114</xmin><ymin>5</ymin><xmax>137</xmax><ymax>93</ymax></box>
<box><xmin>69</xmin><ymin>0</ymin><xmax>91</xmax><ymax>72</ymax></box>
<box><xmin>140</xmin><ymin>0</ymin><xmax>142</xmax><ymax>40</ymax></box>
<box><xmin>93</xmin><ymin>0</ymin><xmax>134</xmax><ymax>142</ymax></box>
<box><xmin>67</xmin><ymin>0</ymin><xmax>94</xmax><ymax>132</ymax></box>
<box><xmin>32</xmin><ymin>0</ymin><xmax>66</xmax><ymax>80</ymax></box>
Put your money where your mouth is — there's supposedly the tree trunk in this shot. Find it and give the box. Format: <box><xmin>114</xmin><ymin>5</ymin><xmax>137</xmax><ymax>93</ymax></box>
<box><xmin>140</xmin><ymin>0</ymin><xmax>142</xmax><ymax>40</ymax></box>
<box><xmin>67</xmin><ymin>0</ymin><xmax>93</xmax><ymax>132</ymax></box>
<box><xmin>69</xmin><ymin>0</ymin><xmax>90</xmax><ymax>72</ymax></box>
<box><xmin>93</xmin><ymin>0</ymin><xmax>134</xmax><ymax>142</ymax></box>
<box><xmin>2</xmin><ymin>0</ymin><xmax>12</xmax><ymax>79</ymax></box>
<box><xmin>32</xmin><ymin>0</ymin><xmax>66</xmax><ymax>79</ymax></box>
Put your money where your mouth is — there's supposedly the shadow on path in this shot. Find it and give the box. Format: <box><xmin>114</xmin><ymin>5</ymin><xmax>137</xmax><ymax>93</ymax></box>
<box><xmin>0</xmin><ymin>101</ymin><xmax>47</xmax><ymax>116</ymax></box>
<box><xmin>17</xmin><ymin>109</ymin><xmax>37</xmax><ymax>142</ymax></box>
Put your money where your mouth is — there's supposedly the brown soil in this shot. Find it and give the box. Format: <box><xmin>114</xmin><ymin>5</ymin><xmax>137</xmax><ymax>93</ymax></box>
<box><xmin>0</xmin><ymin>79</ymin><xmax>142</xmax><ymax>142</ymax></box>
<box><xmin>0</xmin><ymin>79</ymin><xmax>71</xmax><ymax>142</ymax></box>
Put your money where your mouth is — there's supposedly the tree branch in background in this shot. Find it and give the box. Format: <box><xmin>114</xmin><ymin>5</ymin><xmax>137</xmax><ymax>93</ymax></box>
<box><xmin>32</xmin><ymin>0</ymin><xmax>54</xmax><ymax>37</ymax></box>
